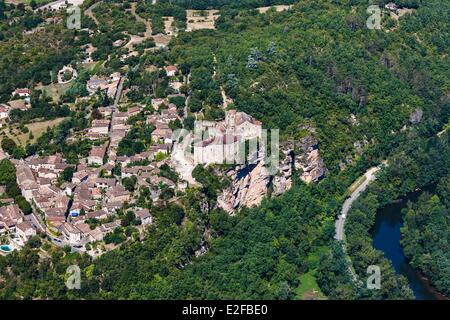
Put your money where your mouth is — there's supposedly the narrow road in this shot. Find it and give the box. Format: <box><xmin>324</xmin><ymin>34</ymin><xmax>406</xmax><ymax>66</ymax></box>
<box><xmin>84</xmin><ymin>0</ymin><xmax>102</xmax><ymax>25</ymax></box>
<box><xmin>107</xmin><ymin>76</ymin><xmax>125</xmax><ymax>156</ymax></box>
<box><xmin>24</xmin><ymin>212</ymin><xmax>45</xmax><ymax>233</ymax></box>
<box><xmin>171</xmin><ymin>132</ymin><xmax>197</xmax><ymax>185</ymax></box>
<box><xmin>333</xmin><ymin>164</ymin><xmax>383</xmax><ymax>282</ymax></box>
<box><xmin>113</xmin><ymin>77</ymin><xmax>124</xmax><ymax>110</ymax></box>
<box><xmin>335</xmin><ymin>166</ymin><xmax>381</xmax><ymax>241</ymax></box>
<box><xmin>183</xmin><ymin>73</ymin><xmax>191</xmax><ymax>119</ymax></box>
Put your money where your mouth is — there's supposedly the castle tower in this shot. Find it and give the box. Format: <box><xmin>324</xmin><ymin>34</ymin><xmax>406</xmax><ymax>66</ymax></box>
<box><xmin>225</xmin><ymin>110</ymin><xmax>237</xmax><ymax>132</ymax></box>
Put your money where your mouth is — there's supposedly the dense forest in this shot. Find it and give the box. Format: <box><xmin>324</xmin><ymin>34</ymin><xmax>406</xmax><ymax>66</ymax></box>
<box><xmin>401</xmin><ymin>173</ymin><xmax>450</xmax><ymax>296</ymax></box>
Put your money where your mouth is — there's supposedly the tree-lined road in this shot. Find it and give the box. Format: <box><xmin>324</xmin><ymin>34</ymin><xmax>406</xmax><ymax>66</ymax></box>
<box><xmin>335</xmin><ymin>166</ymin><xmax>381</xmax><ymax>241</ymax></box>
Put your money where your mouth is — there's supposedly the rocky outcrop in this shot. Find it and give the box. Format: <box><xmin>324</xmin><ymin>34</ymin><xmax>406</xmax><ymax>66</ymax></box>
<box><xmin>282</xmin><ymin>131</ymin><xmax>326</xmax><ymax>184</ymax></box>
<box><xmin>339</xmin><ymin>138</ymin><xmax>370</xmax><ymax>171</ymax></box>
<box><xmin>217</xmin><ymin>128</ymin><xmax>326</xmax><ymax>213</ymax></box>
<box><xmin>272</xmin><ymin>151</ymin><xmax>293</xmax><ymax>196</ymax></box>
<box><xmin>410</xmin><ymin>108</ymin><xmax>423</xmax><ymax>124</ymax></box>
<box><xmin>217</xmin><ymin>161</ymin><xmax>271</xmax><ymax>213</ymax></box>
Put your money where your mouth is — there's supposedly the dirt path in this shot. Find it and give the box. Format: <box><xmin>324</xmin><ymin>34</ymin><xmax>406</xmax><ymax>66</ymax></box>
<box><xmin>124</xmin><ymin>3</ymin><xmax>153</xmax><ymax>51</ymax></box>
<box><xmin>85</xmin><ymin>0</ymin><xmax>102</xmax><ymax>25</ymax></box>
<box><xmin>131</xmin><ymin>2</ymin><xmax>152</xmax><ymax>38</ymax></box>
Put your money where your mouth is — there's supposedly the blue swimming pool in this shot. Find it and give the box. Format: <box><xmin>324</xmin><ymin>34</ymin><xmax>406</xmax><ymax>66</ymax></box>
<box><xmin>0</xmin><ymin>244</ymin><xmax>12</xmax><ymax>252</ymax></box>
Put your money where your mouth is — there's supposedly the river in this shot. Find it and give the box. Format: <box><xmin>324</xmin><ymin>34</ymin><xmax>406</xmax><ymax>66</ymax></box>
<box><xmin>371</xmin><ymin>189</ymin><xmax>446</xmax><ymax>300</ymax></box>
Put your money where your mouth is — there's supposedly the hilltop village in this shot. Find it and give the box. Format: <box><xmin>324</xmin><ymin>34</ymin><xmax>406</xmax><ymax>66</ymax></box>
<box><xmin>0</xmin><ymin>1</ymin><xmax>325</xmax><ymax>257</ymax></box>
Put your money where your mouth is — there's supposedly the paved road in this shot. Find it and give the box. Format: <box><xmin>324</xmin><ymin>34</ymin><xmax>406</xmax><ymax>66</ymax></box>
<box><xmin>335</xmin><ymin>166</ymin><xmax>381</xmax><ymax>241</ymax></box>
<box><xmin>183</xmin><ymin>73</ymin><xmax>191</xmax><ymax>119</ymax></box>
<box><xmin>113</xmin><ymin>77</ymin><xmax>124</xmax><ymax>110</ymax></box>
<box><xmin>171</xmin><ymin>132</ymin><xmax>196</xmax><ymax>185</ymax></box>
<box><xmin>24</xmin><ymin>212</ymin><xmax>45</xmax><ymax>233</ymax></box>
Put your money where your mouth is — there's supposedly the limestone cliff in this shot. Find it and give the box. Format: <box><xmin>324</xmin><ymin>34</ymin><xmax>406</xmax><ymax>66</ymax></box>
<box><xmin>217</xmin><ymin>132</ymin><xmax>326</xmax><ymax>213</ymax></box>
<box><xmin>217</xmin><ymin>161</ymin><xmax>271</xmax><ymax>213</ymax></box>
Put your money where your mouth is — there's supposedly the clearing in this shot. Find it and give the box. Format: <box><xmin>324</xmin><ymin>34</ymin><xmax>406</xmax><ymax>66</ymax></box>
<box><xmin>4</xmin><ymin>118</ymin><xmax>67</xmax><ymax>146</ymax></box>
<box><xmin>257</xmin><ymin>5</ymin><xmax>293</xmax><ymax>14</ymax></box>
<box><xmin>35</xmin><ymin>82</ymin><xmax>72</xmax><ymax>102</ymax></box>
<box><xmin>186</xmin><ymin>10</ymin><xmax>220</xmax><ymax>32</ymax></box>
<box><xmin>163</xmin><ymin>16</ymin><xmax>175</xmax><ymax>35</ymax></box>
<box><xmin>296</xmin><ymin>270</ymin><xmax>326</xmax><ymax>300</ymax></box>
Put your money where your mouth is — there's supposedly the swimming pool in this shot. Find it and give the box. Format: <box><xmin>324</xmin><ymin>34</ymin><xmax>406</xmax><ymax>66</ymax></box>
<box><xmin>0</xmin><ymin>244</ymin><xmax>13</xmax><ymax>252</ymax></box>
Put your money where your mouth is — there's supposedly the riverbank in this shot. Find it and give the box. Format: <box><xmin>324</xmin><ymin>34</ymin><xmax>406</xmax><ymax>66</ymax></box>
<box><xmin>372</xmin><ymin>188</ymin><xmax>447</xmax><ymax>300</ymax></box>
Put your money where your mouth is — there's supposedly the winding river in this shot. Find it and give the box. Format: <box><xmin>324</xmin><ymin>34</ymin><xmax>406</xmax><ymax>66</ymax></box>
<box><xmin>371</xmin><ymin>189</ymin><xmax>447</xmax><ymax>300</ymax></box>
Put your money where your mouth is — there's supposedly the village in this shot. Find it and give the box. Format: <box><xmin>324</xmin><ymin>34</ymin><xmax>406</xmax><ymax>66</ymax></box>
<box><xmin>0</xmin><ymin>1</ymin><xmax>320</xmax><ymax>257</ymax></box>
<box><xmin>0</xmin><ymin>63</ymin><xmax>267</xmax><ymax>257</ymax></box>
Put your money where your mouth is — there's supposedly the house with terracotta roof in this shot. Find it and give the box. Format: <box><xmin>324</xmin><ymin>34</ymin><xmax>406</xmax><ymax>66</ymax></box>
<box><xmin>59</xmin><ymin>223</ymin><xmax>83</xmax><ymax>245</ymax></box>
<box><xmin>225</xmin><ymin>109</ymin><xmax>262</xmax><ymax>139</ymax></box>
<box><xmin>151</xmin><ymin>98</ymin><xmax>166</xmax><ymax>110</ymax></box>
<box><xmin>165</xmin><ymin>65</ymin><xmax>178</xmax><ymax>77</ymax></box>
<box><xmin>88</xmin><ymin>119</ymin><xmax>110</xmax><ymax>136</ymax></box>
<box><xmin>16</xmin><ymin>222</ymin><xmax>36</xmax><ymax>241</ymax></box>
<box><xmin>94</xmin><ymin>178</ymin><xmax>116</xmax><ymax>189</ymax></box>
<box><xmin>11</xmin><ymin>88</ymin><xmax>31</xmax><ymax>98</ymax></box>
<box><xmin>72</xmin><ymin>170</ymin><xmax>89</xmax><ymax>184</ymax></box>
<box><xmin>150</xmin><ymin>144</ymin><xmax>171</xmax><ymax>155</ymax></box>
<box><xmin>88</xmin><ymin>144</ymin><xmax>107</xmax><ymax>166</ymax></box>
<box><xmin>0</xmin><ymin>204</ymin><xmax>23</xmax><ymax>234</ymax></box>
<box><xmin>136</xmin><ymin>208</ymin><xmax>153</xmax><ymax>225</ymax></box>
<box><xmin>127</xmin><ymin>106</ymin><xmax>141</xmax><ymax>117</ymax></box>
<box><xmin>121</xmin><ymin>167</ymin><xmax>141</xmax><ymax>179</ymax></box>
<box><xmin>16</xmin><ymin>164</ymin><xmax>38</xmax><ymax>201</ymax></box>
<box><xmin>100</xmin><ymin>220</ymin><xmax>121</xmax><ymax>233</ymax></box>
<box><xmin>0</xmin><ymin>104</ymin><xmax>9</xmax><ymax>123</ymax></box>
<box><xmin>152</xmin><ymin>127</ymin><xmax>173</xmax><ymax>144</ymax></box>
<box><xmin>106</xmin><ymin>185</ymin><xmax>131</xmax><ymax>203</ymax></box>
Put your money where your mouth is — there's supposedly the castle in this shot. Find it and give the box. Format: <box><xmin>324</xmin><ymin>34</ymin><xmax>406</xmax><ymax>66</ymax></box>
<box><xmin>193</xmin><ymin>110</ymin><xmax>262</xmax><ymax>165</ymax></box>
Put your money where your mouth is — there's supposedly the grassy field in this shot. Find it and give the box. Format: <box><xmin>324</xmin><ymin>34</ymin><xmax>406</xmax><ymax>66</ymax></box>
<box><xmin>4</xmin><ymin>118</ymin><xmax>67</xmax><ymax>146</ymax></box>
<box><xmin>296</xmin><ymin>270</ymin><xmax>325</xmax><ymax>300</ymax></box>
<box><xmin>35</xmin><ymin>82</ymin><xmax>72</xmax><ymax>102</ymax></box>
<box><xmin>296</xmin><ymin>247</ymin><xmax>327</xmax><ymax>300</ymax></box>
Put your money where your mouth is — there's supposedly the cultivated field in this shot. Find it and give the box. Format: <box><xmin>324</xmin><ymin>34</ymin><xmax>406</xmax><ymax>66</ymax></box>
<box><xmin>4</xmin><ymin>117</ymin><xmax>67</xmax><ymax>146</ymax></box>
<box><xmin>257</xmin><ymin>5</ymin><xmax>293</xmax><ymax>14</ymax></box>
<box><xmin>35</xmin><ymin>82</ymin><xmax>72</xmax><ymax>102</ymax></box>
<box><xmin>186</xmin><ymin>10</ymin><xmax>220</xmax><ymax>32</ymax></box>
